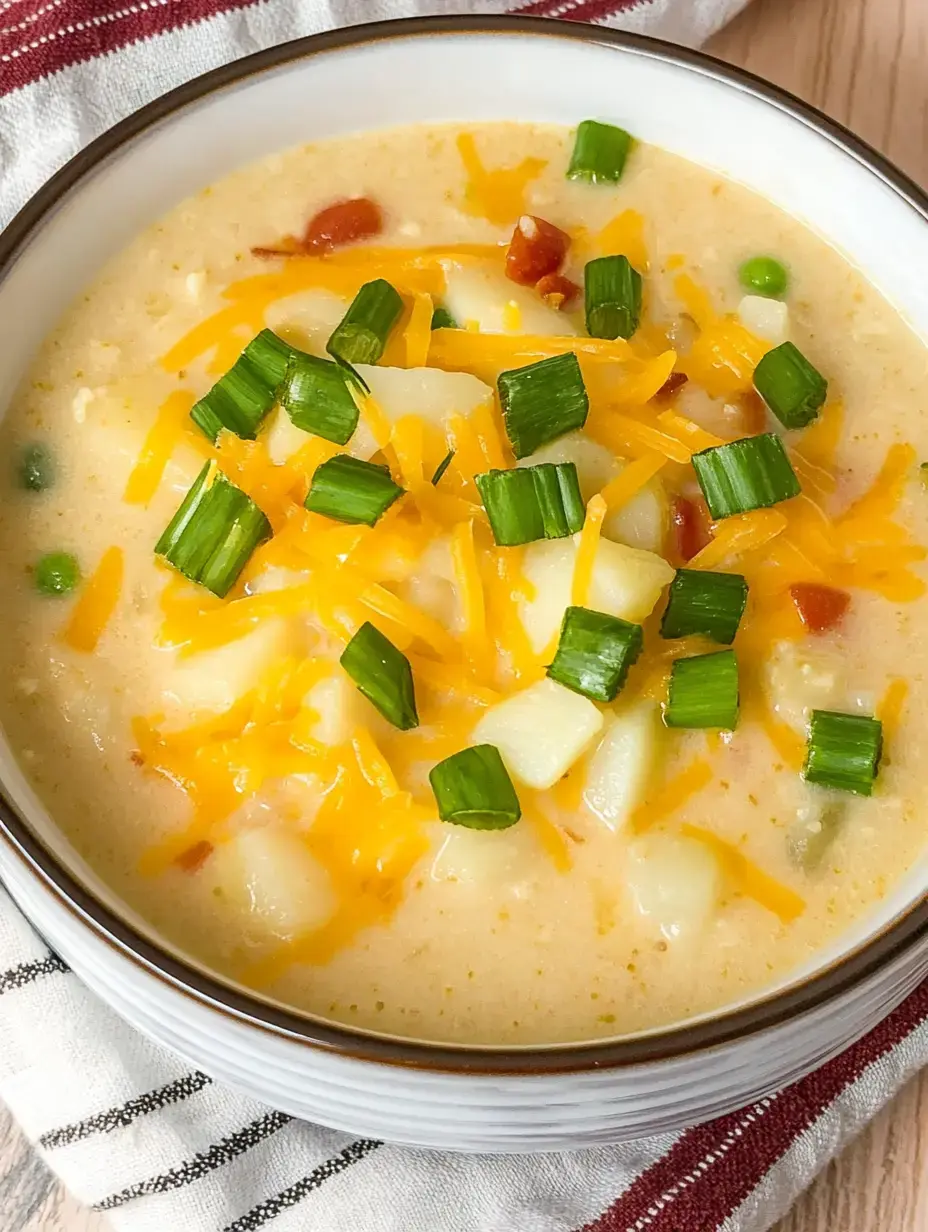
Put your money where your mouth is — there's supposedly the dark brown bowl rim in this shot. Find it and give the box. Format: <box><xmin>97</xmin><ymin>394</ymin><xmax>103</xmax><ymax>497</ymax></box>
<box><xmin>1</xmin><ymin>13</ymin><xmax>927</xmax><ymax>1076</ymax></box>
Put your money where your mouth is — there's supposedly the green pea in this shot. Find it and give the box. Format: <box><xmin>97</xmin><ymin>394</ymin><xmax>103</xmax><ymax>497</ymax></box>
<box><xmin>738</xmin><ymin>256</ymin><xmax>789</xmax><ymax>298</ymax></box>
<box><xmin>35</xmin><ymin>552</ymin><xmax>81</xmax><ymax>596</ymax></box>
<box><xmin>17</xmin><ymin>442</ymin><xmax>55</xmax><ymax>492</ymax></box>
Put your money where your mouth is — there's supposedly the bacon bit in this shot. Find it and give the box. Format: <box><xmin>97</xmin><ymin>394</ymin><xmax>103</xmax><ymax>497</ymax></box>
<box><xmin>129</xmin><ymin>750</ymin><xmax>145</xmax><ymax>767</ymax></box>
<box><xmin>789</xmin><ymin>583</ymin><xmax>851</xmax><ymax>633</ymax></box>
<box><xmin>656</xmin><ymin>371</ymin><xmax>688</xmax><ymax>401</ymax></box>
<box><xmin>536</xmin><ymin>272</ymin><xmax>580</xmax><ymax>309</ymax></box>
<box><xmin>174</xmin><ymin>840</ymin><xmax>214</xmax><ymax>874</ymax></box>
<box><xmin>506</xmin><ymin>215</ymin><xmax>570</xmax><ymax>286</ymax></box>
<box><xmin>735</xmin><ymin>390</ymin><xmax>769</xmax><ymax>435</ymax></box>
<box><xmin>671</xmin><ymin>495</ymin><xmax>714</xmax><ymax>563</ymax></box>
<box><xmin>303</xmin><ymin>197</ymin><xmax>383</xmax><ymax>253</ymax></box>
<box><xmin>250</xmin><ymin>238</ymin><xmax>305</xmax><ymax>259</ymax></box>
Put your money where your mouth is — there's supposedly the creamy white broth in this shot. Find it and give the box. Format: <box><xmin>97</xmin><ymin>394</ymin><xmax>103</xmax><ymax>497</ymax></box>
<box><xmin>1</xmin><ymin>122</ymin><xmax>927</xmax><ymax>1045</ymax></box>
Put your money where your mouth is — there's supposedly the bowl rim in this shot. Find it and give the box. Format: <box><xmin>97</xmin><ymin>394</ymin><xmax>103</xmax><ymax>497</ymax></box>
<box><xmin>1</xmin><ymin>12</ymin><xmax>927</xmax><ymax>1076</ymax></box>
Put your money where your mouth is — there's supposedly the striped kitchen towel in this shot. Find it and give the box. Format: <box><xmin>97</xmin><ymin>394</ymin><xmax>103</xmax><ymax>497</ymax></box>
<box><xmin>6</xmin><ymin>1</ymin><xmax>925</xmax><ymax>1231</ymax></box>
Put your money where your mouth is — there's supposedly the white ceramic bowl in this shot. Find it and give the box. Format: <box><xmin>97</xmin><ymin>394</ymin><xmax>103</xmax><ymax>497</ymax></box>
<box><xmin>1</xmin><ymin>16</ymin><xmax>927</xmax><ymax>1153</ymax></box>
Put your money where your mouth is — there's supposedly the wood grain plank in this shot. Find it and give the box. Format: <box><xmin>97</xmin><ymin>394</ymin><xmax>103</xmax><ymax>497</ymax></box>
<box><xmin>0</xmin><ymin>3</ymin><xmax>925</xmax><ymax>1231</ymax></box>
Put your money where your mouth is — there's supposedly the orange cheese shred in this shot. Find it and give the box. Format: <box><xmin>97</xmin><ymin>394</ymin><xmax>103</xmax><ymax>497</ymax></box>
<box><xmin>681</xmin><ymin>823</ymin><xmax>806</xmax><ymax>924</ymax></box>
<box><xmin>688</xmin><ymin>509</ymin><xmax>788</xmax><ymax>571</ymax></box>
<box><xmin>878</xmin><ymin>678</ymin><xmax>908</xmax><ymax>744</ymax></box>
<box><xmin>599</xmin><ymin>452</ymin><xmax>667</xmax><ymax>513</ymax></box>
<box><xmin>61</xmin><ymin>546</ymin><xmax>124</xmax><ymax>653</ymax></box>
<box><xmin>456</xmin><ymin>132</ymin><xmax>547</xmax><ymax>225</ymax></box>
<box><xmin>404</xmin><ymin>292</ymin><xmax>434</xmax><ymax>368</ymax></box>
<box><xmin>571</xmin><ymin>494</ymin><xmax>607</xmax><ymax>607</ymax></box>
<box><xmin>655</xmin><ymin>409</ymin><xmax>726</xmax><ymax>453</ymax></box>
<box><xmin>123</xmin><ymin>390</ymin><xmax>202</xmax><ymax>506</ymax></box>
<box><xmin>597</xmin><ymin>209</ymin><xmax>649</xmax><ymax>272</ymax></box>
<box><xmin>629</xmin><ymin>759</ymin><xmax>714</xmax><ymax>833</ymax></box>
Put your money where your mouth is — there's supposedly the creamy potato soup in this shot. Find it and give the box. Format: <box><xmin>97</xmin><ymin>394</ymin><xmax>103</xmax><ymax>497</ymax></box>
<box><xmin>1</xmin><ymin>121</ymin><xmax>927</xmax><ymax>1046</ymax></box>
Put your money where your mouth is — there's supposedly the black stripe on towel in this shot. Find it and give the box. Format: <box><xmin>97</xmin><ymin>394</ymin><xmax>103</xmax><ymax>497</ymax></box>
<box><xmin>40</xmin><ymin>1071</ymin><xmax>213</xmax><ymax>1150</ymax></box>
<box><xmin>222</xmin><ymin>1138</ymin><xmax>383</xmax><ymax>1232</ymax></box>
<box><xmin>0</xmin><ymin>953</ymin><xmax>68</xmax><ymax>996</ymax></box>
<box><xmin>93</xmin><ymin>1110</ymin><xmax>292</xmax><ymax>1211</ymax></box>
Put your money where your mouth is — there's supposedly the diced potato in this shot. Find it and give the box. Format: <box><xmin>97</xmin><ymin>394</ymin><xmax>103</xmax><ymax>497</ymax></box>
<box><xmin>211</xmin><ymin>824</ymin><xmax>336</xmax><ymax>937</ymax></box>
<box><xmin>473</xmin><ymin>677</ymin><xmax>603</xmax><ymax>789</ymax></box>
<box><xmin>518</xmin><ymin>538</ymin><xmax>675</xmax><ymax>654</ymax></box>
<box><xmin>584</xmin><ymin>702</ymin><xmax>662</xmax><ymax>832</ymax></box>
<box><xmin>265</xmin><ymin>405</ymin><xmax>311</xmax><ymax>466</ymax></box>
<box><xmin>264</xmin><ymin>288</ymin><xmax>348</xmax><ymax>355</ymax></box>
<box><xmin>245</xmin><ymin>565</ymin><xmax>310</xmax><ymax>595</ymax></box>
<box><xmin>441</xmin><ymin>262</ymin><xmax>578</xmax><ymax>337</ymax></box>
<box><xmin>518</xmin><ymin>432</ymin><xmax>668</xmax><ymax>553</ymax></box>
<box><xmin>627</xmin><ymin>834</ymin><xmax>721</xmax><ymax>941</ymax></box>
<box><xmin>400</xmin><ymin>572</ymin><xmax>459</xmax><ymax>630</ymax></box>
<box><xmin>354</xmin><ymin>364</ymin><xmax>494</xmax><ymax>433</ymax></box>
<box><xmin>304</xmin><ymin>674</ymin><xmax>364</xmax><ymax>747</ymax></box>
<box><xmin>430</xmin><ymin>825</ymin><xmax>532</xmax><ymax>888</ymax></box>
<box><xmin>81</xmin><ymin>382</ymin><xmax>201</xmax><ymax>493</ymax></box>
<box><xmin>765</xmin><ymin>640</ymin><xmax>845</xmax><ymax>735</ymax></box>
<box><xmin>161</xmin><ymin>618</ymin><xmax>293</xmax><ymax>714</ymax></box>
<box><xmin>738</xmin><ymin>295</ymin><xmax>789</xmax><ymax>344</ymax></box>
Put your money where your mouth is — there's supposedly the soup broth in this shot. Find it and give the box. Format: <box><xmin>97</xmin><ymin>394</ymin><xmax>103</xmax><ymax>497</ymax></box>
<box><xmin>1</xmin><ymin>122</ymin><xmax>926</xmax><ymax>1045</ymax></box>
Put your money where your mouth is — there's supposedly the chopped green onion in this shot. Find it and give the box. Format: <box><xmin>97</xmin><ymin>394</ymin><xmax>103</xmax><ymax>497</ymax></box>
<box><xmin>752</xmin><ymin>342</ymin><xmax>828</xmax><ymax>430</ymax></box>
<box><xmin>305</xmin><ymin>454</ymin><xmax>404</xmax><ymax>526</ymax></box>
<box><xmin>547</xmin><ymin>605</ymin><xmax>643</xmax><ymax>702</ymax></box>
<box><xmin>431</xmin><ymin>449</ymin><xmax>455</xmax><ymax>486</ymax></box>
<box><xmin>691</xmin><ymin>433</ymin><xmax>800</xmax><ymax>519</ymax></box>
<box><xmin>476</xmin><ymin>462</ymin><xmax>584</xmax><ymax>546</ymax></box>
<box><xmin>340</xmin><ymin>621</ymin><xmax>418</xmax><ymax>731</ymax></box>
<box><xmin>333</xmin><ymin>354</ymin><xmax>370</xmax><ymax>394</ymax></box>
<box><xmin>665</xmin><ymin>650</ymin><xmax>739</xmax><ymax>730</ymax></box>
<box><xmin>17</xmin><ymin>443</ymin><xmax>55</xmax><ymax>492</ymax></box>
<box><xmin>431</xmin><ymin>305</ymin><xmax>458</xmax><ymax>330</ymax></box>
<box><xmin>567</xmin><ymin>120</ymin><xmax>633</xmax><ymax>184</ymax></box>
<box><xmin>34</xmin><ymin>551</ymin><xmax>80</xmax><ymax>596</ymax></box>
<box><xmin>190</xmin><ymin>328</ymin><xmax>291</xmax><ymax>442</ymax></box>
<box><xmin>660</xmin><ymin>569</ymin><xmax>748</xmax><ymax>645</ymax></box>
<box><xmin>921</xmin><ymin>461</ymin><xmax>928</xmax><ymax>488</ymax></box>
<box><xmin>280</xmin><ymin>352</ymin><xmax>360</xmax><ymax>445</ymax></box>
<box><xmin>738</xmin><ymin>256</ymin><xmax>789</xmax><ymax>298</ymax></box>
<box><xmin>155</xmin><ymin>461</ymin><xmax>271</xmax><ymax>597</ymax></box>
<box><xmin>326</xmin><ymin>278</ymin><xmax>404</xmax><ymax>365</ymax></box>
<box><xmin>429</xmin><ymin>744</ymin><xmax>521</xmax><ymax>830</ymax></box>
<box><xmin>584</xmin><ymin>255</ymin><xmax>642</xmax><ymax>340</ymax></box>
<box><xmin>497</xmin><ymin>352</ymin><xmax>589</xmax><ymax>459</ymax></box>
<box><xmin>803</xmin><ymin>710</ymin><xmax>883</xmax><ymax>796</ymax></box>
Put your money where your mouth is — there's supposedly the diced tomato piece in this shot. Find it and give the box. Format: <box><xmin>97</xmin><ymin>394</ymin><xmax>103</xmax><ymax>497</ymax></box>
<box><xmin>506</xmin><ymin>215</ymin><xmax>571</xmax><ymax>286</ymax></box>
<box><xmin>174</xmin><ymin>840</ymin><xmax>214</xmax><ymax>874</ymax></box>
<box><xmin>671</xmin><ymin>495</ymin><xmax>713</xmax><ymax>562</ymax></box>
<box><xmin>536</xmin><ymin>272</ymin><xmax>580</xmax><ymax>309</ymax></box>
<box><xmin>737</xmin><ymin>390</ymin><xmax>769</xmax><ymax>435</ymax></box>
<box><xmin>789</xmin><ymin>583</ymin><xmax>851</xmax><ymax>633</ymax></box>
<box><xmin>657</xmin><ymin>372</ymin><xmax>688</xmax><ymax>400</ymax></box>
<box><xmin>303</xmin><ymin>197</ymin><xmax>383</xmax><ymax>252</ymax></box>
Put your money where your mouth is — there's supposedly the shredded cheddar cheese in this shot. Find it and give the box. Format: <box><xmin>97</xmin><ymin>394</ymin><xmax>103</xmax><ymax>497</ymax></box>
<box><xmin>570</xmin><ymin>494</ymin><xmax>607</xmax><ymax>607</ymax></box>
<box><xmin>456</xmin><ymin>132</ymin><xmax>547</xmax><ymax>225</ymax></box>
<box><xmin>123</xmin><ymin>390</ymin><xmax>201</xmax><ymax>505</ymax></box>
<box><xmin>681</xmin><ymin>824</ymin><xmax>806</xmax><ymax>924</ymax></box>
<box><xmin>600</xmin><ymin>452</ymin><xmax>667</xmax><ymax>512</ymax></box>
<box><xmin>878</xmin><ymin>678</ymin><xmax>909</xmax><ymax>744</ymax></box>
<box><xmin>61</xmin><ymin>546</ymin><xmax>124</xmax><ymax>653</ymax></box>
<box><xmin>688</xmin><ymin>509</ymin><xmax>788</xmax><ymax>571</ymax></box>
<box><xmin>629</xmin><ymin>759</ymin><xmax>714</xmax><ymax>833</ymax></box>
<box><xmin>597</xmin><ymin>209</ymin><xmax>649</xmax><ymax>272</ymax></box>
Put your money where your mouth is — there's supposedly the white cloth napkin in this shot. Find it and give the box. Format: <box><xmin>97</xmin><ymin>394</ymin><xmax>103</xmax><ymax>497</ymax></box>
<box><xmin>8</xmin><ymin>3</ymin><xmax>925</xmax><ymax>1231</ymax></box>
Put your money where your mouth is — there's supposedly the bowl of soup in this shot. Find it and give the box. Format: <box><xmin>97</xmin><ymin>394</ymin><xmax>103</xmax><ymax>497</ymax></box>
<box><xmin>1</xmin><ymin>15</ymin><xmax>927</xmax><ymax>1151</ymax></box>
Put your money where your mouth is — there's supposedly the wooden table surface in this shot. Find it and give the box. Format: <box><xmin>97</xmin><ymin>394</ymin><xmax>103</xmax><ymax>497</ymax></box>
<box><xmin>1</xmin><ymin>0</ymin><xmax>927</xmax><ymax>1227</ymax></box>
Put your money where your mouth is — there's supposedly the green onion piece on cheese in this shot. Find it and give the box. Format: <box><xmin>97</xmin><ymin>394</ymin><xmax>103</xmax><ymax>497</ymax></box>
<box><xmin>429</xmin><ymin>744</ymin><xmax>522</xmax><ymax>830</ymax></box>
<box><xmin>431</xmin><ymin>305</ymin><xmax>458</xmax><ymax>330</ymax></box>
<box><xmin>431</xmin><ymin>449</ymin><xmax>455</xmax><ymax>486</ymax></box>
<box><xmin>497</xmin><ymin>352</ymin><xmax>589</xmax><ymax>459</ymax></box>
<box><xmin>476</xmin><ymin>462</ymin><xmax>584</xmax><ymax>546</ymax></box>
<box><xmin>305</xmin><ymin>454</ymin><xmax>404</xmax><ymax>526</ymax></box>
<box><xmin>584</xmin><ymin>254</ymin><xmax>642</xmax><ymax>340</ymax></box>
<box><xmin>17</xmin><ymin>442</ymin><xmax>55</xmax><ymax>492</ymax></box>
<box><xmin>190</xmin><ymin>328</ymin><xmax>291</xmax><ymax>443</ymax></box>
<box><xmin>155</xmin><ymin>460</ymin><xmax>271</xmax><ymax>597</ymax></box>
<box><xmin>34</xmin><ymin>551</ymin><xmax>80</xmax><ymax>596</ymax></box>
<box><xmin>567</xmin><ymin>119</ymin><xmax>633</xmax><ymax>184</ymax></box>
<box><xmin>691</xmin><ymin>433</ymin><xmax>800</xmax><ymax>519</ymax></box>
<box><xmin>665</xmin><ymin>650</ymin><xmax>740</xmax><ymax>730</ymax></box>
<box><xmin>281</xmin><ymin>352</ymin><xmax>361</xmax><ymax>445</ymax></box>
<box><xmin>547</xmin><ymin>605</ymin><xmax>643</xmax><ymax>702</ymax></box>
<box><xmin>326</xmin><ymin>278</ymin><xmax>404</xmax><ymax>365</ymax></box>
<box><xmin>803</xmin><ymin>710</ymin><xmax>883</xmax><ymax>796</ymax></box>
<box><xmin>340</xmin><ymin>621</ymin><xmax>418</xmax><ymax>731</ymax></box>
<box><xmin>660</xmin><ymin>569</ymin><xmax>749</xmax><ymax>645</ymax></box>
<box><xmin>738</xmin><ymin>256</ymin><xmax>789</xmax><ymax>298</ymax></box>
<box><xmin>752</xmin><ymin>341</ymin><xmax>828</xmax><ymax>430</ymax></box>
